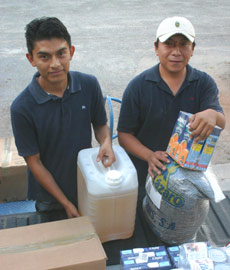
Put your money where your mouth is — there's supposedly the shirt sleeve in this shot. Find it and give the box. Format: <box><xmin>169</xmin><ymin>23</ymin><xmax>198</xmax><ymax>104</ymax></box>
<box><xmin>91</xmin><ymin>77</ymin><xmax>107</xmax><ymax>126</ymax></box>
<box><xmin>10</xmin><ymin>104</ymin><xmax>39</xmax><ymax>157</ymax></box>
<box><xmin>117</xmin><ymin>79</ymin><xmax>141</xmax><ymax>134</ymax></box>
<box><xmin>199</xmin><ymin>73</ymin><xmax>224</xmax><ymax>113</ymax></box>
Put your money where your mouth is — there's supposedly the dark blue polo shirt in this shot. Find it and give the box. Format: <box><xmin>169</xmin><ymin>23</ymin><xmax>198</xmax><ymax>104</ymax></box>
<box><xmin>11</xmin><ymin>71</ymin><xmax>107</xmax><ymax>207</ymax></box>
<box><xmin>117</xmin><ymin>64</ymin><xmax>223</xmax><ymax>186</ymax></box>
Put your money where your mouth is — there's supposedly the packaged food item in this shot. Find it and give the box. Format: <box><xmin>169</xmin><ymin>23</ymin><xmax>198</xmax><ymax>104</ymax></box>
<box><xmin>180</xmin><ymin>242</ymin><xmax>208</xmax><ymax>262</ymax></box>
<box><xmin>226</xmin><ymin>246</ymin><xmax>230</xmax><ymax>262</ymax></box>
<box><xmin>208</xmin><ymin>247</ymin><xmax>227</xmax><ymax>264</ymax></box>
<box><xmin>187</xmin><ymin>258</ymin><xmax>214</xmax><ymax>270</ymax></box>
<box><xmin>167</xmin><ymin>111</ymin><xmax>222</xmax><ymax>171</ymax></box>
<box><xmin>214</xmin><ymin>263</ymin><xmax>230</xmax><ymax>269</ymax></box>
<box><xmin>178</xmin><ymin>242</ymin><xmax>230</xmax><ymax>269</ymax></box>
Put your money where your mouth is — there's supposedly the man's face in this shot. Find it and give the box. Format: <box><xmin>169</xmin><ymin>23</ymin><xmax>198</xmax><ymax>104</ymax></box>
<box><xmin>26</xmin><ymin>38</ymin><xmax>75</xmax><ymax>88</ymax></box>
<box><xmin>155</xmin><ymin>34</ymin><xmax>194</xmax><ymax>75</ymax></box>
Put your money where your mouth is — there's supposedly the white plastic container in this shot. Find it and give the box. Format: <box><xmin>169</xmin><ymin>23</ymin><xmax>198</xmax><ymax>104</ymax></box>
<box><xmin>77</xmin><ymin>145</ymin><xmax>138</xmax><ymax>243</ymax></box>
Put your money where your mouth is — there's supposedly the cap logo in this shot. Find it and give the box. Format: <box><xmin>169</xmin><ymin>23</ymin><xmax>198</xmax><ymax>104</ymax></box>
<box><xmin>175</xmin><ymin>21</ymin><xmax>180</xmax><ymax>27</ymax></box>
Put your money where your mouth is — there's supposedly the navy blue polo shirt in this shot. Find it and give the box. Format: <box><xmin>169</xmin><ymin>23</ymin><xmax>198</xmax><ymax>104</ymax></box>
<box><xmin>117</xmin><ymin>64</ymin><xmax>223</xmax><ymax>186</ymax></box>
<box><xmin>11</xmin><ymin>71</ymin><xmax>107</xmax><ymax>207</ymax></box>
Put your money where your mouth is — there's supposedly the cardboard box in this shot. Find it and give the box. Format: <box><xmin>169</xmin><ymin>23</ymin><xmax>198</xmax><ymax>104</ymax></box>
<box><xmin>166</xmin><ymin>111</ymin><xmax>221</xmax><ymax>171</ymax></box>
<box><xmin>0</xmin><ymin>216</ymin><xmax>107</xmax><ymax>270</ymax></box>
<box><xmin>0</xmin><ymin>137</ymin><xmax>27</xmax><ymax>202</ymax></box>
<box><xmin>120</xmin><ymin>246</ymin><xmax>172</xmax><ymax>269</ymax></box>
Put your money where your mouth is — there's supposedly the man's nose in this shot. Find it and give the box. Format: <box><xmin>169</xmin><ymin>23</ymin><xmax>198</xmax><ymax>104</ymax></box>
<box><xmin>50</xmin><ymin>56</ymin><xmax>60</xmax><ymax>67</ymax></box>
<box><xmin>171</xmin><ymin>45</ymin><xmax>181</xmax><ymax>55</ymax></box>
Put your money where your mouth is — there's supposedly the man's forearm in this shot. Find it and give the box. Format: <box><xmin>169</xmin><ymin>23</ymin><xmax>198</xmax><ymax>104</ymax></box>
<box><xmin>118</xmin><ymin>131</ymin><xmax>153</xmax><ymax>162</ymax></box>
<box><xmin>25</xmin><ymin>155</ymin><xmax>70</xmax><ymax>208</ymax></box>
<box><xmin>94</xmin><ymin>124</ymin><xmax>111</xmax><ymax>145</ymax></box>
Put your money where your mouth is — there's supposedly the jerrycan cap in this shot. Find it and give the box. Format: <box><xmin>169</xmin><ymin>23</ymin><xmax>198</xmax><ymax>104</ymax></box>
<box><xmin>105</xmin><ymin>170</ymin><xmax>122</xmax><ymax>186</ymax></box>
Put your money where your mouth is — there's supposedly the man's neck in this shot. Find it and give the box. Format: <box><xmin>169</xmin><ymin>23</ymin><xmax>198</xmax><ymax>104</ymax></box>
<box><xmin>37</xmin><ymin>76</ymin><xmax>68</xmax><ymax>97</ymax></box>
<box><xmin>159</xmin><ymin>65</ymin><xmax>187</xmax><ymax>95</ymax></box>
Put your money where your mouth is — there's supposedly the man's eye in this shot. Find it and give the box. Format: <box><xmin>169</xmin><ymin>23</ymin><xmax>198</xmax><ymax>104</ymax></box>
<box><xmin>165</xmin><ymin>41</ymin><xmax>174</xmax><ymax>46</ymax></box>
<box><xmin>59</xmin><ymin>51</ymin><xmax>66</xmax><ymax>56</ymax></box>
<box><xmin>40</xmin><ymin>55</ymin><xmax>47</xmax><ymax>59</ymax></box>
<box><xmin>180</xmin><ymin>42</ymin><xmax>188</xmax><ymax>47</ymax></box>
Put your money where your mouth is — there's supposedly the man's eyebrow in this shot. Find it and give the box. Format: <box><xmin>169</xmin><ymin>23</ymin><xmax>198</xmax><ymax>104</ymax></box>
<box><xmin>57</xmin><ymin>47</ymin><xmax>68</xmax><ymax>52</ymax></box>
<box><xmin>37</xmin><ymin>47</ymin><xmax>68</xmax><ymax>55</ymax></box>
<box><xmin>37</xmin><ymin>51</ymin><xmax>49</xmax><ymax>55</ymax></box>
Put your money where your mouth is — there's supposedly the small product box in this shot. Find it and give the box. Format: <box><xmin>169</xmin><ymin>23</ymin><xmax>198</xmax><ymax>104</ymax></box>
<box><xmin>167</xmin><ymin>246</ymin><xmax>180</xmax><ymax>268</ymax></box>
<box><xmin>120</xmin><ymin>246</ymin><xmax>172</xmax><ymax>270</ymax></box>
<box><xmin>166</xmin><ymin>111</ymin><xmax>221</xmax><ymax>171</ymax></box>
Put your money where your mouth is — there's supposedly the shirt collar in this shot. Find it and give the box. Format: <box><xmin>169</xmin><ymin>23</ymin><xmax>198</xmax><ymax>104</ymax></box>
<box><xmin>28</xmin><ymin>71</ymin><xmax>81</xmax><ymax>104</ymax></box>
<box><xmin>144</xmin><ymin>63</ymin><xmax>199</xmax><ymax>83</ymax></box>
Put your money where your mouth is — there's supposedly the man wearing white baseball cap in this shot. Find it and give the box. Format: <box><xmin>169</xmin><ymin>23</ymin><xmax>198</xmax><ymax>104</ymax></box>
<box><xmin>118</xmin><ymin>16</ymin><xmax>225</xmax><ymax>190</ymax></box>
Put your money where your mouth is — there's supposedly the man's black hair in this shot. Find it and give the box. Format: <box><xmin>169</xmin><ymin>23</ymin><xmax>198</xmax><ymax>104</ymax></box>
<box><xmin>25</xmin><ymin>17</ymin><xmax>71</xmax><ymax>55</ymax></box>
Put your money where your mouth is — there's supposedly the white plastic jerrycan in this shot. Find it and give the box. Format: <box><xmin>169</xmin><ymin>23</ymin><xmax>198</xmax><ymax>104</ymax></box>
<box><xmin>77</xmin><ymin>145</ymin><xmax>138</xmax><ymax>243</ymax></box>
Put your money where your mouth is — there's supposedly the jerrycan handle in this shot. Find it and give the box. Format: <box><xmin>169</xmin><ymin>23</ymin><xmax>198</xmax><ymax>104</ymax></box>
<box><xmin>105</xmin><ymin>170</ymin><xmax>122</xmax><ymax>186</ymax></box>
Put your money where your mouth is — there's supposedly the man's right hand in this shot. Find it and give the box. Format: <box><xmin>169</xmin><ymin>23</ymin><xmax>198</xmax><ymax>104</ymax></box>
<box><xmin>147</xmin><ymin>151</ymin><xmax>170</xmax><ymax>177</ymax></box>
<box><xmin>64</xmin><ymin>200</ymin><xmax>80</xmax><ymax>218</ymax></box>
<box><xmin>118</xmin><ymin>132</ymin><xmax>170</xmax><ymax>177</ymax></box>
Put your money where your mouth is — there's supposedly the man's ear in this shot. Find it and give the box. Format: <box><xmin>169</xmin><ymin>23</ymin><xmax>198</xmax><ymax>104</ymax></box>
<box><xmin>26</xmin><ymin>53</ymin><xmax>36</xmax><ymax>67</ymax></box>
<box><xmin>70</xmin><ymin>45</ymin><xmax>75</xmax><ymax>60</ymax></box>
<box><xmin>191</xmin><ymin>43</ymin><xmax>195</xmax><ymax>56</ymax></box>
<box><xmin>154</xmin><ymin>43</ymin><xmax>159</xmax><ymax>56</ymax></box>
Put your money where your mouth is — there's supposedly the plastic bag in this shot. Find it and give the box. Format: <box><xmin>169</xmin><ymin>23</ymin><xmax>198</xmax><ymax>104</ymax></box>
<box><xmin>143</xmin><ymin>160</ymin><xmax>225</xmax><ymax>245</ymax></box>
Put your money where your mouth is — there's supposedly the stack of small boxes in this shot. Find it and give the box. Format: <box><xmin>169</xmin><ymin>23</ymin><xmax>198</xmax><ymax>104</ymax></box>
<box><xmin>166</xmin><ymin>111</ymin><xmax>222</xmax><ymax>171</ymax></box>
<box><xmin>120</xmin><ymin>243</ymin><xmax>230</xmax><ymax>269</ymax></box>
<box><xmin>120</xmin><ymin>246</ymin><xmax>172</xmax><ymax>270</ymax></box>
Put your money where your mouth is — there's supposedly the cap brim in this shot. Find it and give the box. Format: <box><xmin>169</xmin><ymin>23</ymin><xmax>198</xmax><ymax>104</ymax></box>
<box><xmin>158</xmin><ymin>31</ymin><xmax>195</xmax><ymax>43</ymax></box>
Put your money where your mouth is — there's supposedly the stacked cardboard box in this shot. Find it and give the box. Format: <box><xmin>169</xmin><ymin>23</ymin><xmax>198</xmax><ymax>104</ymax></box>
<box><xmin>0</xmin><ymin>137</ymin><xmax>27</xmax><ymax>202</ymax></box>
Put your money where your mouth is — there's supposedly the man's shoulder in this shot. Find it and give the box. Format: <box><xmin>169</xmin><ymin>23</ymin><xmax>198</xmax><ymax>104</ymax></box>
<box><xmin>188</xmin><ymin>65</ymin><xmax>213</xmax><ymax>82</ymax></box>
<box><xmin>131</xmin><ymin>66</ymin><xmax>157</xmax><ymax>82</ymax></box>
<box><xmin>11</xmin><ymin>86</ymin><xmax>32</xmax><ymax>112</ymax></box>
<box><xmin>69</xmin><ymin>70</ymin><xmax>98</xmax><ymax>84</ymax></box>
<box><xmin>125</xmin><ymin>66</ymin><xmax>158</xmax><ymax>93</ymax></box>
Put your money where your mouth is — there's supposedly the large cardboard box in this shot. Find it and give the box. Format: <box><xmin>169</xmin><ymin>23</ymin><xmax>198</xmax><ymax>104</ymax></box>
<box><xmin>0</xmin><ymin>216</ymin><xmax>107</xmax><ymax>270</ymax></box>
<box><xmin>0</xmin><ymin>137</ymin><xmax>27</xmax><ymax>202</ymax></box>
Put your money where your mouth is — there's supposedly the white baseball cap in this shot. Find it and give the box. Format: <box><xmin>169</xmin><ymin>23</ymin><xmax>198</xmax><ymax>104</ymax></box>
<box><xmin>156</xmin><ymin>16</ymin><xmax>195</xmax><ymax>43</ymax></box>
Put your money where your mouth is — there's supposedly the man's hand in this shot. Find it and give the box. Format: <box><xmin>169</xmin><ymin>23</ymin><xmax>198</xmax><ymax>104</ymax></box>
<box><xmin>96</xmin><ymin>140</ymin><xmax>116</xmax><ymax>167</ymax></box>
<box><xmin>94</xmin><ymin>124</ymin><xmax>116</xmax><ymax>167</ymax></box>
<box><xmin>25</xmin><ymin>154</ymin><xmax>80</xmax><ymax>219</ymax></box>
<box><xmin>189</xmin><ymin>109</ymin><xmax>217</xmax><ymax>142</ymax></box>
<box><xmin>147</xmin><ymin>151</ymin><xmax>170</xmax><ymax>177</ymax></box>
<box><xmin>63</xmin><ymin>200</ymin><xmax>80</xmax><ymax>218</ymax></box>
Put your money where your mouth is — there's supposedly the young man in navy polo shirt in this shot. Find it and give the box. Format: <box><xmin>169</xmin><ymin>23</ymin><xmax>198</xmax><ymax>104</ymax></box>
<box><xmin>11</xmin><ymin>17</ymin><xmax>115</xmax><ymax>218</ymax></box>
<box><xmin>118</xmin><ymin>16</ymin><xmax>225</xmax><ymax>193</ymax></box>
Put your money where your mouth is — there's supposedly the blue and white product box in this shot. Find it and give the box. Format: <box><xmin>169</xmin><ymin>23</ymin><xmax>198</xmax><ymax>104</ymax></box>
<box><xmin>167</xmin><ymin>246</ymin><xmax>180</xmax><ymax>268</ymax></box>
<box><xmin>166</xmin><ymin>111</ymin><xmax>222</xmax><ymax>171</ymax></box>
<box><xmin>120</xmin><ymin>246</ymin><xmax>172</xmax><ymax>270</ymax></box>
